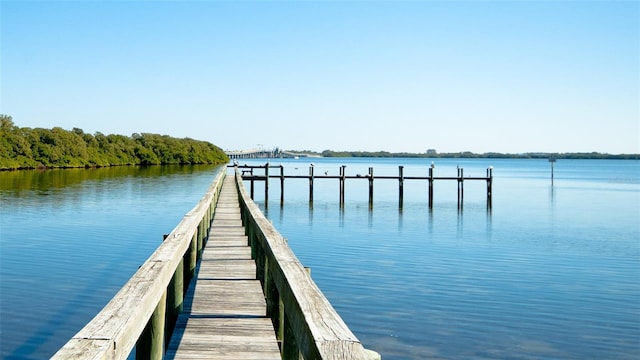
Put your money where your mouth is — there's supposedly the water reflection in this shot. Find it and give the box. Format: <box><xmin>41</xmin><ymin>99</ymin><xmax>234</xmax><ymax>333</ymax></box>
<box><xmin>0</xmin><ymin>165</ymin><xmax>218</xmax><ymax>194</ymax></box>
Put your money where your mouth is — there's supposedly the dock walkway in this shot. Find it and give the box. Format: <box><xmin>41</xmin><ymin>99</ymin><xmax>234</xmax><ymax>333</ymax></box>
<box><xmin>166</xmin><ymin>175</ymin><xmax>281</xmax><ymax>359</ymax></box>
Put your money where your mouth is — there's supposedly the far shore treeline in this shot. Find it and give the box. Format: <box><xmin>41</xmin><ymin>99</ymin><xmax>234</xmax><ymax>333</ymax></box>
<box><xmin>0</xmin><ymin>115</ymin><xmax>229</xmax><ymax>170</ymax></box>
<box><xmin>317</xmin><ymin>150</ymin><xmax>638</xmax><ymax>160</ymax></box>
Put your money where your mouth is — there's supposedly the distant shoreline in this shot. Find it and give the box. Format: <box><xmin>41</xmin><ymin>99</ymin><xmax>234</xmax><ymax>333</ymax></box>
<box><xmin>292</xmin><ymin>150</ymin><xmax>639</xmax><ymax>160</ymax></box>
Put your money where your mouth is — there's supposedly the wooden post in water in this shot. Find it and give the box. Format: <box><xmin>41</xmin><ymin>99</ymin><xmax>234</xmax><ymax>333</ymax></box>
<box><xmin>280</xmin><ymin>165</ymin><xmax>284</xmax><ymax>206</ymax></box>
<box><xmin>136</xmin><ymin>291</ymin><xmax>167</xmax><ymax>360</ymax></box>
<box><xmin>398</xmin><ymin>166</ymin><xmax>404</xmax><ymax>209</ymax></box>
<box><xmin>428</xmin><ymin>165</ymin><xmax>434</xmax><ymax>208</ymax></box>
<box><xmin>265</xmin><ymin>163</ymin><xmax>269</xmax><ymax>207</ymax></box>
<box><xmin>368</xmin><ymin>167</ymin><xmax>374</xmax><ymax>208</ymax></box>
<box><xmin>457</xmin><ymin>167</ymin><xmax>464</xmax><ymax>209</ymax></box>
<box><xmin>309</xmin><ymin>165</ymin><xmax>314</xmax><ymax>204</ymax></box>
<box><xmin>487</xmin><ymin>166</ymin><xmax>493</xmax><ymax>209</ymax></box>
<box><xmin>339</xmin><ymin>165</ymin><xmax>346</xmax><ymax>207</ymax></box>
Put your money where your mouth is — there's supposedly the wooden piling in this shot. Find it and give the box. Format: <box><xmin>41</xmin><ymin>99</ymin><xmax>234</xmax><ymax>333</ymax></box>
<box><xmin>339</xmin><ymin>165</ymin><xmax>346</xmax><ymax>207</ymax></box>
<box><xmin>487</xmin><ymin>167</ymin><xmax>493</xmax><ymax>209</ymax></box>
<box><xmin>398</xmin><ymin>166</ymin><xmax>404</xmax><ymax>209</ymax></box>
<box><xmin>457</xmin><ymin>167</ymin><xmax>464</xmax><ymax>209</ymax></box>
<box><xmin>428</xmin><ymin>167</ymin><xmax>434</xmax><ymax>208</ymax></box>
<box><xmin>280</xmin><ymin>165</ymin><xmax>284</xmax><ymax>206</ymax></box>
<box><xmin>309</xmin><ymin>165</ymin><xmax>314</xmax><ymax>204</ymax></box>
<box><xmin>368</xmin><ymin>167</ymin><xmax>374</xmax><ymax>208</ymax></box>
<box><xmin>265</xmin><ymin>162</ymin><xmax>269</xmax><ymax>207</ymax></box>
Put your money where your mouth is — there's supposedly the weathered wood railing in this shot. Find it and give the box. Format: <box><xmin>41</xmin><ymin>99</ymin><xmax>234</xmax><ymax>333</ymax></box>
<box><xmin>52</xmin><ymin>169</ymin><xmax>226</xmax><ymax>359</ymax></box>
<box><xmin>234</xmin><ymin>168</ymin><xmax>380</xmax><ymax>360</ymax></box>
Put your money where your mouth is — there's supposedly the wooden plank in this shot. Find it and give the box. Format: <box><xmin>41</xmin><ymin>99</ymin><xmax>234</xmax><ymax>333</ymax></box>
<box><xmin>197</xmin><ymin>259</ymin><xmax>257</xmax><ymax>280</ymax></box>
<box><xmin>183</xmin><ymin>280</ymin><xmax>267</xmax><ymax>316</ymax></box>
<box><xmin>166</xmin><ymin>318</ymin><xmax>280</xmax><ymax>360</ymax></box>
<box><xmin>202</xmin><ymin>246</ymin><xmax>252</xmax><ymax>260</ymax></box>
<box><xmin>206</xmin><ymin>237</ymin><xmax>249</xmax><ymax>247</ymax></box>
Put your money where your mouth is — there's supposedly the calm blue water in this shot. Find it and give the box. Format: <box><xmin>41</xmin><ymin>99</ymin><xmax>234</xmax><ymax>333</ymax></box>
<box><xmin>245</xmin><ymin>158</ymin><xmax>640</xmax><ymax>359</ymax></box>
<box><xmin>1</xmin><ymin>159</ymin><xmax>638</xmax><ymax>359</ymax></box>
<box><xmin>0</xmin><ymin>165</ymin><xmax>224</xmax><ymax>359</ymax></box>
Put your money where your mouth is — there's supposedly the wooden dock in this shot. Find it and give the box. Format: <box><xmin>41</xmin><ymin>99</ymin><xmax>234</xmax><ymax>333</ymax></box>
<box><xmin>52</xmin><ymin>170</ymin><xmax>379</xmax><ymax>360</ymax></box>
<box><xmin>166</xmin><ymin>177</ymin><xmax>281</xmax><ymax>359</ymax></box>
<box><xmin>235</xmin><ymin>163</ymin><xmax>494</xmax><ymax>209</ymax></box>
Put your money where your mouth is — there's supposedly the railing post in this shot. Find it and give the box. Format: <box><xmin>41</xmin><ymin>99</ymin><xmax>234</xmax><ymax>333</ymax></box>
<box><xmin>163</xmin><ymin>234</ymin><xmax>184</xmax><ymax>349</ymax></box>
<box><xmin>166</xmin><ymin>258</ymin><xmax>184</xmax><ymax>348</ymax></box>
<box><xmin>278</xmin><ymin>296</ymin><xmax>285</xmax><ymax>351</ymax></box>
<box><xmin>136</xmin><ymin>291</ymin><xmax>167</xmax><ymax>360</ymax></box>
<box><xmin>197</xmin><ymin>220</ymin><xmax>204</xmax><ymax>260</ymax></box>
<box><xmin>188</xmin><ymin>232</ymin><xmax>197</xmax><ymax>279</ymax></box>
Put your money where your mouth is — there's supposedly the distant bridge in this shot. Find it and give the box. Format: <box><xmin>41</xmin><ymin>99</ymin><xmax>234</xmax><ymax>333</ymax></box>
<box><xmin>226</xmin><ymin>148</ymin><xmax>311</xmax><ymax>159</ymax></box>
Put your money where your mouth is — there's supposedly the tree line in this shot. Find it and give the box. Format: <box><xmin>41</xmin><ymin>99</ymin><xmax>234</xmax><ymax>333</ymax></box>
<box><xmin>0</xmin><ymin>115</ymin><xmax>229</xmax><ymax>170</ymax></box>
<box><xmin>319</xmin><ymin>150</ymin><xmax>638</xmax><ymax>160</ymax></box>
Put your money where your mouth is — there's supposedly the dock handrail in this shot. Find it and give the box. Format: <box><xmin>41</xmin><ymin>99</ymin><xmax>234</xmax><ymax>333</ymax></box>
<box><xmin>52</xmin><ymin>169</ymin><xmax>226</xmax><ymax>359</ymax></box>
<box><xmin>234</xmin><ymin>167</ymin><xmax>379</xmax><ymax>360</ymax></box>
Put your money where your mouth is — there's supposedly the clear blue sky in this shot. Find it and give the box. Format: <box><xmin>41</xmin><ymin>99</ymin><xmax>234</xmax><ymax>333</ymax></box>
<box><xmin>2</xmin><ymin>0</ymin><xmax>638</xmax><ymax>154</ymax></box>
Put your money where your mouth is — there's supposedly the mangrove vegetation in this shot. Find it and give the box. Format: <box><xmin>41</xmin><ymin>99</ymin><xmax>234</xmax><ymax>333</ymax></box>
<box><xmin>0</xmin><ymin>115</ymin><xmax>229</xmax><ymax>170</ymax></box>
